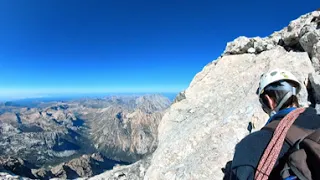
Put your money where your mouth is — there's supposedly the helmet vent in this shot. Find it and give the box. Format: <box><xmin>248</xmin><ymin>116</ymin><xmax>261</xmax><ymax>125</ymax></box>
<box><xmin>270</xmin><ymin>71</ymin><xmax>277</xmax><ymax>76</ymax></box>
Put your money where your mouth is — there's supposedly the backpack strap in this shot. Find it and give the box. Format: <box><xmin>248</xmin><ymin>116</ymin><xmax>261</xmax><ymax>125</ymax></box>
<box><xmin>263</xmin><ymin>121</ymin><xmax>314</xmax><ymax>146</ymax></box>
<box><xmin>306</xmin><ymin>129</ymin><xmax>320</xmax><ymax>143</ymax></box>
<box><xmin>255</xmin><ymin>108</ymin><xmax>306</xmax><ymax>180</ymax></box>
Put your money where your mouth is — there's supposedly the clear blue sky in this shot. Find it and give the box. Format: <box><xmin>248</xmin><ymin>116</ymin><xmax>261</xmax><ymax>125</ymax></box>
<box><xmin>0</xmin><ymin>0</ymin><xmax>317</xmax><ymax>99</ymax></box>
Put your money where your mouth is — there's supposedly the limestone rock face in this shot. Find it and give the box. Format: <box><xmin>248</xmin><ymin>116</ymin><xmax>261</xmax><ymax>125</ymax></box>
<box><xmin>144</xmin><ymin>47</ymin><xmax>314</xmax><ymax>180</ymax></box>
<box><xmin>224</xmin><ymin>36</ymin><xmax>278</xmax><ymax>55</ymax></box>
<box><xmin>311</xmin><ymin>41</ymin><xmax>320</xmax><ymax>71</ymax></box>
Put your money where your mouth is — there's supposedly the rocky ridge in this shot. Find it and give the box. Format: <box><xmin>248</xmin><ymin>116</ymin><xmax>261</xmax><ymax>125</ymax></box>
<box><xmin>91</xmin><ymin>10</ymin><xmax>320</xmax><ymax>180</ymax></box>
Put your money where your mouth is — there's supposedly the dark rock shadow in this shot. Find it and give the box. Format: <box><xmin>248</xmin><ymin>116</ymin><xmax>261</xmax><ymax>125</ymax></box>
<box><xmin>277</xmin><ymin>39</ymin><xmax>304</xmax><ymax>52</ymax></box>
<box><xmin>52</xmin><ymin>138</ymin><xmax>80</xmax><ymax>151</ymax></box>
<box><xmin>73</xmin><ymin>118</ymin><xmax>85</xmax><ymax>127</ymax></box>
<box><xmin>90</xmin><ymin>156</ymin><xmax>130</xmax><ymax>175</ymax></box>
<box><xmin>64</xmin><ymin>166</ymin><xmax>79</xmax><ymax>179</ymax></box>
<box><xmin>3</xmin><ymin>160</ymin><xmax>36</xmax><ymax>179</ymax></box>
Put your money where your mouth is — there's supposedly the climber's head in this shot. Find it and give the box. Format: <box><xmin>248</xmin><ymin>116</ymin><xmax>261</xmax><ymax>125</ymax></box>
<box><xmin>256</xmin><ymin>69</ymin><xmax>301</xmax><ymax>116</ymax></box>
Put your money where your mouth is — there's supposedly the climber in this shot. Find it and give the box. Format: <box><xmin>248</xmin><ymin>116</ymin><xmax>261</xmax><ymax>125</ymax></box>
<box><xmin>256</xmin><ymin>69</ymin><xmax>300</xmax><ymax>119</ymax></box>
<box><xmin>227</xmin><ymin>69</ymin><xmax>320</xmax><ymax>180</ymax></box>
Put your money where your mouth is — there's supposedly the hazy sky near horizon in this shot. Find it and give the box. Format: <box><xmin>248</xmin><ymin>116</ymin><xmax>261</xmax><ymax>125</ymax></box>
<box><xmin>0</xmin><ymin>0</ymin><xmax>317</xmax><ymax>98</ymax></box>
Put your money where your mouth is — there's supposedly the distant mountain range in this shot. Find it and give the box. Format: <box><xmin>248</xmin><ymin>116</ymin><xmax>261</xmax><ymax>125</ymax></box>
<box><xmin>0</xmin><ymin>94</ymin><xmax>173</xmax><ymax>179</ymax></box>
<box><xmin>0</xmin><ymin>93</ymin><xmax>177</xmax><ymax>106</ymax></box>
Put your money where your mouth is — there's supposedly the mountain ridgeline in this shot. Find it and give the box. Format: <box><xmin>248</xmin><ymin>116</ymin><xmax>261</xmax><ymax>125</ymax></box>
<box><xmin>0</xmin><ymin>94</ymin><xmax>171</xmax><ymax>179</ymax></box>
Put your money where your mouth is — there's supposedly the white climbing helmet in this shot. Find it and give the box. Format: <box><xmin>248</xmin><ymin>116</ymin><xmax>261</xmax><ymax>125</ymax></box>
<box><xmin>256</xmin><ymin>69</ymin><xmax>302</xmax><ymax>97</ymax></box>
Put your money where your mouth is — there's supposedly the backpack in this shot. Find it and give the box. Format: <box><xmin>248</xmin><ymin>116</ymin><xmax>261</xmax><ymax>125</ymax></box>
<box><xmin>255</xmin><ymin>108</ymin><xmax>320</xmax><ymax>180</ymax></box>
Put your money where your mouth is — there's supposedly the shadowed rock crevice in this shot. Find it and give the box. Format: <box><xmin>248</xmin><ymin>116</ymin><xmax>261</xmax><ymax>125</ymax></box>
<box><xmin>173</xmin><ymin>91</ymin><xmax>186</xmax><ymax>103</ymax></box>
<box><xmin>0</xmin><ymin>157</ymin><xmax>36</xmax><ymax>179</ymax></box>
<box><xmin>306</xmin><ymin>76</ymin><xmax>316</xmax><ymax>108</ymax></box>
<box><xmin>277</xmin><ymin>39</ymin><xmax>305</xmax><ymax>53</ymax></box>
<box><xmin>307</xmin><ymin>73</ymin><xmax>320</xmax><ymax>113</ymax></box>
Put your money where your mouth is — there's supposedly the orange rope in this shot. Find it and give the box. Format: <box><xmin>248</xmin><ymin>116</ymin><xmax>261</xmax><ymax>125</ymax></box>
<box><xmin>255</xmin><ymin>108</ymin><xmax>305</xmax><ymax>180</ymax></box>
